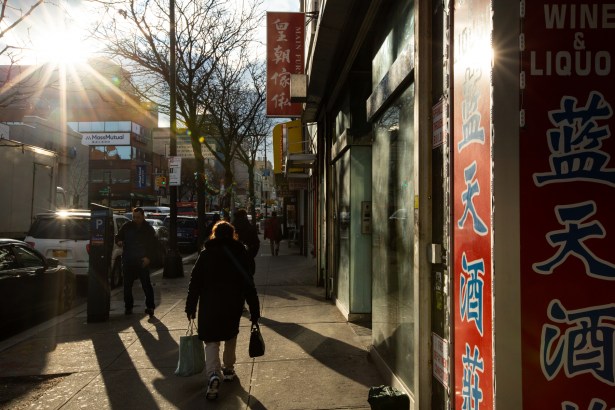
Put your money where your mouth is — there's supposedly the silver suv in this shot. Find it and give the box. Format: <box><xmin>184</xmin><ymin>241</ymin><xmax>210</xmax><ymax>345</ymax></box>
<box><xmin>24</xmin><ymin>210</ymin><xmax>129</xmax><ymax>288</ymax></box>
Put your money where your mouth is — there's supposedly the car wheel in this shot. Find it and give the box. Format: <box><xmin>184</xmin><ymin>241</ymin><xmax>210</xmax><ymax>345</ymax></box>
<box><xmin>110</xmin><ymin>258</ymin><xmax>122</xmax><ymax>289</ymax></box>
<box><xmin>58</xmin><ymin>276</ymin><xmax>75</xmax><ymax>314</ymax></box>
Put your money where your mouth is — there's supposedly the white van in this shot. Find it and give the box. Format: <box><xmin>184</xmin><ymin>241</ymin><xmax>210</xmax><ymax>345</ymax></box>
<box><xmin>24</xmin><ymin>210</ymin><xmax>130</xmax><ymax>288</ymax></box>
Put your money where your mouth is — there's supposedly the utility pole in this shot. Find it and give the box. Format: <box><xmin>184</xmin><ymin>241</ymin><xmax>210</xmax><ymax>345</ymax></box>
<box><xmin>163</xmin><ymin>0</ymin><xmax>183</xmax><ymax>278</ymax></box>
<box><xmin>263</xmin><ymin>137</ymin><xmax>268</xmax><ymax>219</ymax></box>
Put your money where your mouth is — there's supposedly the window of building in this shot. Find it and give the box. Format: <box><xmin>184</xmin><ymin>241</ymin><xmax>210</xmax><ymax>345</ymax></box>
<box><xmin>372</xmin><ymin>84</ymin><xmax>416</xmax><ymax>387</ymax></box>
<box><xmin>91</xmin><ymin>168</ymin><xmax>131</xmax><ymax>184</ymax></box>
<box><xmin>67</xmin><ymin>121</ymin><xmax>140</xmax><ymax>133</ymax></box>
<box><xmin>372</xmin><ymin>1</ymin><xmax>414</xmax><ymax>87</ymax></box>
<box><xmin>90</xmin><ymin>146</ymin><xmax>132</xmax><ymax>160</ymax></box>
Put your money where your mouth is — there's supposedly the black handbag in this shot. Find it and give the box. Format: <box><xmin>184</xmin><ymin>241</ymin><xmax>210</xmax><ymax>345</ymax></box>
<box><xmin>249</xmin><ymin>323</ymin><xmax>265</xmax><ymax>357</ymax></box>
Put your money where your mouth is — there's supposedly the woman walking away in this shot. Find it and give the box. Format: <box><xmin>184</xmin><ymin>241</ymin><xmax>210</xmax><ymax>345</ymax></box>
<box><xmin>185</xmin><ymin>221</ymin><xmax>261</xmax><ymax>401</ymax></box>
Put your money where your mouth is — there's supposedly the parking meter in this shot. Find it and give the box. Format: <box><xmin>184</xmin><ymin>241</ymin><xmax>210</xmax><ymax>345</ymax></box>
<box><xmin>87</xmin><ymin>204</ymin><xmax>114</xmax><ymax>322</ymax></box>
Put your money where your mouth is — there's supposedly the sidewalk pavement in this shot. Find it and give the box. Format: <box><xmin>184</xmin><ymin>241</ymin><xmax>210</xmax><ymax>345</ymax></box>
<box><xmin>0</xmin><ymin>237</ymin><xmax>384</xmax><ymax>409</ymax></box>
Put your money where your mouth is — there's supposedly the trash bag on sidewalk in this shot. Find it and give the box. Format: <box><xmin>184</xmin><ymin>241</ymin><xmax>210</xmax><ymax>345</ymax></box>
<box><xmin>367</xmin><ymin>385</ymin><xmax>410</xmax><ymax>410</ymax></box>
<box><xmin>175</xmin><ymin>320</ymin><xmax>205</xmax><ymax>377</ymax></box>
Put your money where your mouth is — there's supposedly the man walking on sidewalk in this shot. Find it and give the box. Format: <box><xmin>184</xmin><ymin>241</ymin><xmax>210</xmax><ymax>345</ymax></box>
<box><xmin>115</xmin><ymin>207</ymin><xmax>158</xmax><ymax>316</ymax></box>
<box><xmin>264</xmin><ymin>211</ymin><xmax>282</xmax><ymax>256</ymax></box>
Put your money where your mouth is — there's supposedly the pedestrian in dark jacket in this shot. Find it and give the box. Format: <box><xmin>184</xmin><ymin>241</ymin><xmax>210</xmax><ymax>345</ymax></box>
<box><xmin>232</xmin><ymin>208</ymin><xmax>260</xmax><ymax>275</ymax></box>
<box><xmin>185</xmin><ymin>221</ymin><xmax>261</xmax><ymax>400</ymax></box>
<box><xmin>115</xmin><ymin>207</ymin><xmax>158</xmax><ymax>316</ymax></box>
<box><xmin>264</xmin><ymin>211</ymin><xmax>283</xmax><ymax>256</ymax></box>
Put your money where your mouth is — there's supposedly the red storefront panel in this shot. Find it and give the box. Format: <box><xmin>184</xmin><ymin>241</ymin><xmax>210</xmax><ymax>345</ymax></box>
<box><xmin>453</xmin><ymin>0</ymin><xmax>494</xmax><ymax>408</ymax></box>
<box><xmin>520</xmin><ymin>3</ymin><xmax>615</xmax><ymax>408</ymax></box>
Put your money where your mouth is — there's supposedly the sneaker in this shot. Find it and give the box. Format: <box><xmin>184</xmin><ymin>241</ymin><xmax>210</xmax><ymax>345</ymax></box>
<box><xmin>125</xmin><ymin>308</ymin><xmax>133</xmax><ymax>315</ymax></box>
<box><xmin>145</xmin><ymin>308</ymin><xmax>155</xmax><ymax>317</ymax></box>
<box><xmin>222</xmin><ymin>368</ymin><xmax>236</xmax><ymax>381</ymax></box>
<box><xmin>206</xmin><ymin>374</ymin><xmax>220</xmax><ymax>400</ymax></box>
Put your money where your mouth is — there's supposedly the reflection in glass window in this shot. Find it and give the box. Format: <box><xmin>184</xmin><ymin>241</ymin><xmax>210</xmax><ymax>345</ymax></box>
<box><xmin>372</xmin><ymin>1</ymin><xmax>414</xmax><ymax>87</ymax></box>
<box><xmin>90</xmin><ymin>146</ymin><xmax>132</xmax><ymax>160</ymax></box>
<box><xmin>105</xmin><ymin>122</ymin><xmax>119</xmax><ymax>132</ymax></box>
<box><xmin>371</xmin><ymin>84</ymin><xmax>415</xmax><ymax>388</ymax></box>
<box><xmin>90</xmin><ymin>122</ymin><xmax>105</xmax><ymax>132</ymax></box>
<box><xmin>13</xmin><ymin>246</ymin><xmax>44</xmax><ymax>268</ymax></box>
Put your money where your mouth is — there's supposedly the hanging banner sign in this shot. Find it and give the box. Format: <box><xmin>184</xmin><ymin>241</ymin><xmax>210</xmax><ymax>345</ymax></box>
<box><xmin>136</xmin><ymin>165</ymin><xmax>146</xmax><ymax>188</ymax></box>
<box><xmin>519</xmin><ymin>3</ymin><xmax>615</xmax><ymax>408</ymax></box>
<box><xmin>266</xmin><ymin>12</ymin><xmax>304</xmax><ymax>117</ymax></box>
<box><xmin>452</xmin><ymin>0</ymin><xmax>494</xmax><ymax>408</ymax></box>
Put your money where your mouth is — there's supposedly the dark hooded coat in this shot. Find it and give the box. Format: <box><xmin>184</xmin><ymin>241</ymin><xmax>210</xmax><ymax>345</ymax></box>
<box><xmin>185</xmin><ymin>237</ymin><xmax>260</xmax><ymax>342</ymax></box>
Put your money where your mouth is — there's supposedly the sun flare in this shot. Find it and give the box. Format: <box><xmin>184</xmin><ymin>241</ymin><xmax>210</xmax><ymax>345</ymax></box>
<box><xmin>35</xmin><ymin>28</ymin><xmax>92</xmax><ymax>67</ymax></box>
<box><xmin>29</xmin><ymin>3</ymin><xmax>97</xmax><ymax>67</ymax></box>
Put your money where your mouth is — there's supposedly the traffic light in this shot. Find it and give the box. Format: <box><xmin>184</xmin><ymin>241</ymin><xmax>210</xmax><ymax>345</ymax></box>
<box><xmin>155</xmin><ymin>176</ymin><xmax>167</xmax><ymax>188</ymax></box>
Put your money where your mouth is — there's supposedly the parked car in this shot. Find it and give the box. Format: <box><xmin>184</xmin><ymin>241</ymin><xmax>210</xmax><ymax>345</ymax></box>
<box><xmin>141</xmin><ymin>206</ymin><xmax>170</xmax><ymax>215</ymax></box>
<box><xmin>24</xmin><ymin>210</ymin><xmax>130</xmax><ymax>288</ymax></box>
<box><xmin>146</xmin><ymin>218</ymin><xmax>169</xmax><ymax>265</ymax></box>
<box><xmin>0</xmin><ymin>239</ymin><xmax>76</xmax><ymax>336</ymax></box>
<box><xmin>164</xmin><ymin>216</ymin><xmax>199</xmax><ymax>251</ymax></box>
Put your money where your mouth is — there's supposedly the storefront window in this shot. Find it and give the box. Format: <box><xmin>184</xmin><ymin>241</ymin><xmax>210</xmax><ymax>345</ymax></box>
<box><xmin>334</xmin><ymin>152</ymin><xmax>351</xmax><ymax>307</ymax></box>
<box><xmin>372</xmin><ymin>84</ymin><xmax>415</xmax><ymax>388</ymax></box>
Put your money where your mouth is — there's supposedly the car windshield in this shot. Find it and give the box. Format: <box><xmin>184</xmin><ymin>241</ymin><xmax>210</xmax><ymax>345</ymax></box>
<box><xmin>146</xmin><ymin>219</ymin><xmax>163</xmax><ymax>226</ymax></box>
<box><xmin>28</xmin><ymin>217</ymin><xmax>90</xmax><ymax>240</ymax></box>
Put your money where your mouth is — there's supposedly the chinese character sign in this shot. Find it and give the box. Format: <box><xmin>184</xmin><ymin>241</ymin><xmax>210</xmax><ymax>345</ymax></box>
<box><xmin>520</xmin><ymin>2</ymin><xmax>615</xmax><ymax>408</ymax></box>
<box><xmin>266</xmin><ymin>12</ymin><xmax>304</xmax><ymax>117</ymax></box>
<box><xmin>453</xmin><ymin>0</ymin><xmax>494</xmax><ymax>408</ymax></box>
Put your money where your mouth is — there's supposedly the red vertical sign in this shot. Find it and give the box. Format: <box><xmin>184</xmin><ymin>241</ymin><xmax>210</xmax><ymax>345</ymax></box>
<box><xmin>453</xmin><ymin>0</ymin><xmax>493</xmax><ymax>408</ymax></box>
<box><xmin>266</xmin><ymin>12</ymin><xmax>304</xmax><ymax>117</ymax></box>
<box><xmin>520</xmin><ymin>3</ymin><xmax>615</xmax><ymax>408</ymax></box>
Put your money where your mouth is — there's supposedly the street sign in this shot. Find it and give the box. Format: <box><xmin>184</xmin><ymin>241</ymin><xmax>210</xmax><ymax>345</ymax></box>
<box><xmin>168</xmin><ymin>157</ymin><xmax>182</xmax><ymax>186</ymax></box>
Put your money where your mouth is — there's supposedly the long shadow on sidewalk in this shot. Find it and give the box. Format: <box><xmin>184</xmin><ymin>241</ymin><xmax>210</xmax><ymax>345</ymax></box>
<box><xmin>259</xmin><ymin>317</ymin><xmax>380</xmax><ymax>388</ymax></box>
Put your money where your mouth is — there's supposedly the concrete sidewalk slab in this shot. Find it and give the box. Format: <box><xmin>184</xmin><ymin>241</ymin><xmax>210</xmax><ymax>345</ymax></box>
<box><xmin>0</xmin><ymin>249</ymin><xmax>383</xmax><ymax>409</ymax></box>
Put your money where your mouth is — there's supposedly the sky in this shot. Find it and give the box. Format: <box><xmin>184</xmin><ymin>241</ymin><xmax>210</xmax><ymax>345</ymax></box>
<box><xmin>3</xmin><ymin>0</ymin><xmax>300</xmax><ymax>66</ymax></box>
<box><xmin>2</xmin><ymin>0</ymin><xmax>300</xmax><ymax>133</ymax></box>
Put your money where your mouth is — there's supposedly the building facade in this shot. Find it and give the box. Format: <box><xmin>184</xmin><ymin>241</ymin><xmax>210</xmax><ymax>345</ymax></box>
<box><xmin>0</xmin><ymin>60</ymin><xmax>160</xmax><ymax>211</ymax></box>
<box><xmin>292</xmin><ymin>0</ymin><xmax>615</xmax><ymax>408</ymax></box>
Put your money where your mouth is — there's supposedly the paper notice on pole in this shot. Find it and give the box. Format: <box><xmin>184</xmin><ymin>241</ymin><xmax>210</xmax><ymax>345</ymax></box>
<box><xmin>168</xmin><ymin>156</ymin><xmax>182</xmax><ymax>186</ymax></box>
<box><xmin>432</xmin><ymin>332</ymin><xmax>450</xmax><ymax>390</ymax></box>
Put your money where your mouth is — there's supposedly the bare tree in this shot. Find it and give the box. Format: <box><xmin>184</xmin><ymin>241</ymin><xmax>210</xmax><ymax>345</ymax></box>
<box><xmin>0</xmin><ymin>1</ymin><xmax>52</xmax><ymax>109</ymax></box>
<box><xmin>67</xmin><ymin>156</ymin><xmax>89</xmax><ymax>208</ymax></box>
<box><xmin>232</xmin><ymin>63</ymin><xmax>272</xmax><ymax>223</ymax></box>
<box><xmin>93</xmin><ymin>0</ymin><xmax>262</xmax><ymax>245</ymax></box>
<box><xmin>200</xmin><ymin>55</ymin><xmax>267</xmax><ymax>217</ymax></box>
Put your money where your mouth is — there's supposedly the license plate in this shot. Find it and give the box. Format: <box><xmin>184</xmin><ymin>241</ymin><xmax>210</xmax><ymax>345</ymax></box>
<box><xmin>53</xmin><ymin>249</ymin><xmax>68</xmax><ymax>258</ymax></box>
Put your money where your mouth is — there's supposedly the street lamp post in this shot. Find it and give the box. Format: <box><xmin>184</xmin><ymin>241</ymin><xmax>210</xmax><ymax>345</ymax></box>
<box><xmin>163</xmin><ymin>0</ymin><xmax>183</xmax><ymax>278</ymax></box>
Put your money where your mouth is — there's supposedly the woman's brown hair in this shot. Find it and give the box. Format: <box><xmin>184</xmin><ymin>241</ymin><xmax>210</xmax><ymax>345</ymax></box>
<box><xmin>210</xmin><ymin>220</ymin><xmax>238</xmax><ymax>241</ymax></box>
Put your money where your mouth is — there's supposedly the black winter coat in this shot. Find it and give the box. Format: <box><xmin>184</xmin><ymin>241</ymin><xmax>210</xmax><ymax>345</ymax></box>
<box><xmin>115</xmin><ymin>220</ymin><xmax>158</xmax><ymax>267</ymax></box>
<box><xmin>233</xmin><ymin>217</ymin><xmax>260</xmax><ymax>259</ymax></box>
<box><xmin>185</xmin><ymin>238</ymin><xmax>260</xmax><ymax>342</ymax></box>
